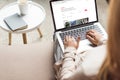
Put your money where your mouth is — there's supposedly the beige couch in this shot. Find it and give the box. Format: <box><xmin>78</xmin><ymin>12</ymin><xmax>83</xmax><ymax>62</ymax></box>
<box><xmin>0</xmin><ymin>41</ymin><xmax>55</xmax><ymax>80</ymax></box>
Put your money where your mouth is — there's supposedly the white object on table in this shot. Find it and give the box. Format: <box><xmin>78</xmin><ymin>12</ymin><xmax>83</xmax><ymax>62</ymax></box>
<box><xmin>18</xmin><ymin>0</ymin><xmax>28</xmax><ymax>4</ymax></box>
<box><xmin>18</xmin><ymin>0</ymin><xmax>28</xmax><ymax>15</ymax></box>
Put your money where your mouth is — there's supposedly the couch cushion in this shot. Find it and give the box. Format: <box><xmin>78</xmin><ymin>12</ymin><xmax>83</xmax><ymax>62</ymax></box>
<box><xmin>0</xmin><ymin>41</ymin><xmax>55</xmax><ymax>80</ymax></box>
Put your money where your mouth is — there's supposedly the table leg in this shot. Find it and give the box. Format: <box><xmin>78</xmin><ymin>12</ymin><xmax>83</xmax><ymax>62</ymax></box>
<box><xmin>8</xmin><ymin>33</ymin><xmax>12</xmax><ymax>45</ymax></box>
<box><xmin>22</xmin><ymin>33</ymin><xmax>27</xmax><ymax>44</ymax></box>
<box><xmin>37</xmin><ymin>28</ymin><xmax>43</xmax><ymax>38</ymax></box>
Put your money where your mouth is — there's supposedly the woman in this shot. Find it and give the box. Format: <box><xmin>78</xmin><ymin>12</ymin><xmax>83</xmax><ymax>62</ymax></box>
<box><xmin>98</xmin><ymin>0</ymin><xmax>120</xmax><ymax>80</ymax></box>
<box><xmin>106</xmin><ymin>0</ymin><xmax>110</xmax><ymax>3</ymax></box>
<box><xmin>54</xmin><ymin>0</ymin><xmax>120</xmax><ymax>80</ymax></box>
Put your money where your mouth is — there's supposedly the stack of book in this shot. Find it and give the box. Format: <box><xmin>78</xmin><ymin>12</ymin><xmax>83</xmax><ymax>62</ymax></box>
<box><xmin>4</xmin><ymin>13</ymin><xmax>28</xmax><ymax>31</ymax></box>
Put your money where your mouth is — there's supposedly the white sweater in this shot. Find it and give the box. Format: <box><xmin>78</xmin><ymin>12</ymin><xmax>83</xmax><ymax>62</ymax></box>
<box><xmin>54</xmin><ymin>45</ymin><xmax>106</xmax><ymax>80</ymax></box>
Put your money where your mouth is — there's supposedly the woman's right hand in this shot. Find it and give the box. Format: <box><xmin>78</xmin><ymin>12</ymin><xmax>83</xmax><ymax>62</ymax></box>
<box><xmin>86</xmin><ymin>30</ymin><xmax>103</xmax><ymax>46</ymax></box>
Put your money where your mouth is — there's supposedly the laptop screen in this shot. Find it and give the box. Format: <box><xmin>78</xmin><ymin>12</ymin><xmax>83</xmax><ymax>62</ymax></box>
<box><xmin>50</xmin><ymin>0</ymin><xmax>98</xmax><ymax>31</ymax></box>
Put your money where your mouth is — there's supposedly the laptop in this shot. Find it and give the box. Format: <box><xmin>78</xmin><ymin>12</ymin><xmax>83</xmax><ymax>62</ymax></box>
<box><xmin>50</xmin><ymin>0</ymin><xmax>107</xmax><ymax>53</ymax></box>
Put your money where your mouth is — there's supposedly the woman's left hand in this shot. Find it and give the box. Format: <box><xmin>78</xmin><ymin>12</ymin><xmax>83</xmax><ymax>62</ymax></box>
<box><xmin>64</xmin><ymin>36</ymin><xmax>80</xmax><ymax>49</ymax></box>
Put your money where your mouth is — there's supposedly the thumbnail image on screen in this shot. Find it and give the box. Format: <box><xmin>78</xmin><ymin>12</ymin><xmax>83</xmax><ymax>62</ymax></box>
<box><xmin>64</xmin><ymin>17</ymin><xmax>89</xmax><ymax>28</ymax></box>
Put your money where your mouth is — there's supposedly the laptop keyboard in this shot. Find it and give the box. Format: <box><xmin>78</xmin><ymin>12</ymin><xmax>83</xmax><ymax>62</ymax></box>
<box><xmin>59</xmin><ymin>25</ymin><xmax>103</xmax><ymax>41</ymax></box>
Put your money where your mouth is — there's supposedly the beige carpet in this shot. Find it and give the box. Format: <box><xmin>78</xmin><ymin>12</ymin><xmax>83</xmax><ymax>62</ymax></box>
<box><xmin>0</xmin><ymin>0</ymin><xmax>108</xmax><ymax>45</ymax></box>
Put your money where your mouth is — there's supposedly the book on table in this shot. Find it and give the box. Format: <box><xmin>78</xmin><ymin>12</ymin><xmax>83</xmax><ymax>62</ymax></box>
<box><xmin>4</xmin><ymin>13</ymin><xmax>28</xmax><ymax>31</ymax></box>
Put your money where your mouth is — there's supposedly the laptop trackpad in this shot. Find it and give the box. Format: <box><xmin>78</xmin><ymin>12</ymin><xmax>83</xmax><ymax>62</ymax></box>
<box><xmin>77</xmin><ymin>39</ymin><xmax>96</xmax><ymax>53</ymax></box>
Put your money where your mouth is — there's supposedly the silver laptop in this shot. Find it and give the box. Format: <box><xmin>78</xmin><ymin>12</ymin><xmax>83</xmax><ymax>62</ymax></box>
<box><xmin>50</xmin><ymin>0</ymin><xmax>107</xmax><ymax>53</ymax></box>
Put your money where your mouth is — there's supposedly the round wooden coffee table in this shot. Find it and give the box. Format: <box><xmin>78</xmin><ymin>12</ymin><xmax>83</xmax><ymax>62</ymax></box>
<box><xmin>0</xmin><ymin>1</ymin><xmax>46</xmax><ymax>45</ymax></box>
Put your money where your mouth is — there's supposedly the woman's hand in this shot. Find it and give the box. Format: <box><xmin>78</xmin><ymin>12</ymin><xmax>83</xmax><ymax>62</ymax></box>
<box><xmin>86</xmin><ymin>30</ymin><xmax>103</xmax><ymax>46</ymax></box>
<box><xmin>64</xmin><ymin>36</ymin><xmax>80</xmax><ymax>49</ymax></box>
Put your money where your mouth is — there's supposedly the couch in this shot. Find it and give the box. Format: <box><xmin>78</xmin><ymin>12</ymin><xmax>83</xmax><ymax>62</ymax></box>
<box><xmin>0</xmin><ymin>40</ymin><xmax>55</xmax><ymax>80</ymax></box>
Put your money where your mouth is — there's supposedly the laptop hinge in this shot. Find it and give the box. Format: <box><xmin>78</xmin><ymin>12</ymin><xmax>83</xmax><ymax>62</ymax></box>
<box><xmin>55</xmin><ymin>22</ymin><xmax>95</xmax><ymax>32</ymax></box>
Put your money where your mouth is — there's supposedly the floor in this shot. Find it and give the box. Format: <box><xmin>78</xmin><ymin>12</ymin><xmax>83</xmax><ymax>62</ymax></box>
<box><xmin>0</xmin><ymin>0</ymin><xmax>108</xmax><ymax>45</ymax></box>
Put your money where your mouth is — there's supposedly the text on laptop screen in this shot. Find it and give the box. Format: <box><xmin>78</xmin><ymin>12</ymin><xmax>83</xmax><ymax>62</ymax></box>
<box><xmin>51</xmin><ymin>0</ymin><xmax>97</xmax><ymax>30</ymax></box>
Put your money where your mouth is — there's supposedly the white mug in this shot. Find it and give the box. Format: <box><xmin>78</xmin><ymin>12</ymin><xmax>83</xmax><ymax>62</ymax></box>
<box><xmin>18</xmin><ymin>2</ymin><xmax>28</xmax><ymax>16</ymax></box>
